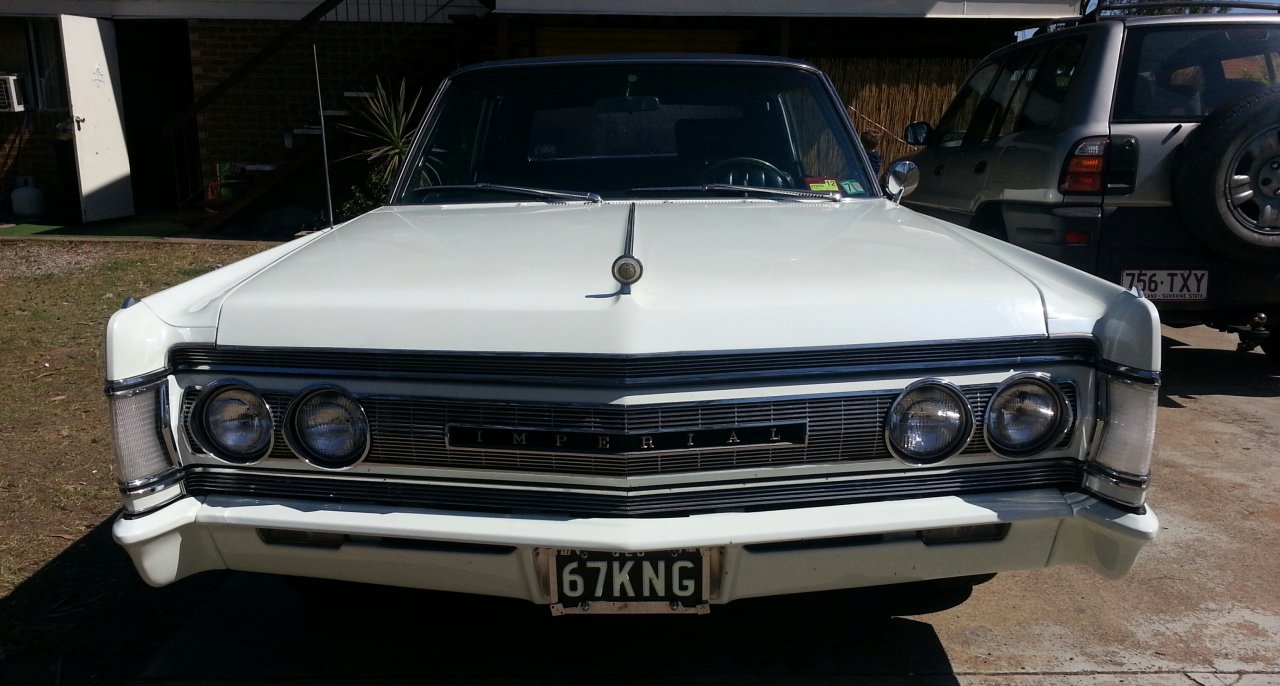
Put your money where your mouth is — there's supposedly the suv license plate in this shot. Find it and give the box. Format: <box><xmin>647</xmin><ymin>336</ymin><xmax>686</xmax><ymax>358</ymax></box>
<box><xmin>1120</xmin><ymin>269</ymin><xmax>1208</xmax><ymax>300</ymax></box>
<box><xmin>549</xmin><ymin>549</ymin><xmax>708</xmax><ymax>615</ymax></box>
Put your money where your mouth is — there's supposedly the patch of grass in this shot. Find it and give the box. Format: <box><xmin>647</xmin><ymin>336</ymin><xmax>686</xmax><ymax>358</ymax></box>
<box><xmin>0</xmin><ymin>217</ymin><xmax>191</xmax><ymax>238</ymax></box>
<box><xmin>0</xmin><ymin>239</ymin><xmax>272</xmax><ymax>683</ymax></box>
<box><xmin>0</xmin><ymin>239</ymin><xmax>293</xmax><ymax>685</ymax></box>
<box><xmin>0</xmin><ymin>223</ymin><xmax>61</xmax><ymax>236</ymax></box>
<box><xmin>0</xmin><ymin>240</ymin><xmax>270</xmax><ymax>600</ymax></box>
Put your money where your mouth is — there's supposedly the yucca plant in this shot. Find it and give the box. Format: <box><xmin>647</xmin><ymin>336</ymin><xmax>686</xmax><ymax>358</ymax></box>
<box><xmin>340</xmin><ymin>77</ymin><xmax>423</xmax><ymax>186</ymax></box>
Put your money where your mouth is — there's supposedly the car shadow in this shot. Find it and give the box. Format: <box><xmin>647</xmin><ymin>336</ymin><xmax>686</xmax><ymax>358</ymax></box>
<box><xmin>1159</xmin><ymin>334</ymin><xmax>1280</xmax><ymax>405</ymax></box>
<box><xmin>134</xmin><ymin>574</ymin><xmax>966</xmax><ymax>685</ymax></box>
<box><xmin>0</xmin><ymin>517</ymin><xmax>228</xmax><ymax>686</ymax></box>
<box><xmin>0</xmin><ymin>518</ymin><xmax>966</xmax><ymax>685</ymax></box>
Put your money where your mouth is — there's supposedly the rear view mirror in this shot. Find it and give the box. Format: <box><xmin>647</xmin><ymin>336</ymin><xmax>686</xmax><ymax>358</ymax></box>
<box><xmin>595</xmin><ymin>95</ymin><xmax>661</xmax><ymax>113</ymax></box>
<box><xmin>904</xmin><ymin>121</ymin><xmax>933</xmax><ymax>147</ymax></box>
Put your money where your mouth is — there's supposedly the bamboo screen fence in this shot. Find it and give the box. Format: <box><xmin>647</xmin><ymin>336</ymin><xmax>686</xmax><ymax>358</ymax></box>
<box><xmin>810</xmin><ymin>57</ymin><xmax>981</xmax><ymax>172</ymax></box>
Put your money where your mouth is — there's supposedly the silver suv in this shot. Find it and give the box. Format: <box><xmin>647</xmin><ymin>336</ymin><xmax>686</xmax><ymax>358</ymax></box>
<box><xmin>902</xmin><ymin>9</ymin><xmax>1280</xmax><ymax>357</ymax></box>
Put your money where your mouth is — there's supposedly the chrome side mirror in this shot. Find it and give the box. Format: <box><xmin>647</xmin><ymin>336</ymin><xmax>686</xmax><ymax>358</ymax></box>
<box><xmin>885</xmin><ymin>161</ymin><xmax>920</xmax><ymax>204</ymax></box>
<box><xmin>903</xmin><ymin>121</ymin><xmax>933</xmax><ymax>147</ymax></box>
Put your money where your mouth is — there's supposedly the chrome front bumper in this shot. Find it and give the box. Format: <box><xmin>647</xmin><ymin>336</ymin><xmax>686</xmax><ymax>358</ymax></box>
<box><xmin>113</xmin><ymin>489</ymin><xmax>1158</xmax><ymax>604</ymax></box>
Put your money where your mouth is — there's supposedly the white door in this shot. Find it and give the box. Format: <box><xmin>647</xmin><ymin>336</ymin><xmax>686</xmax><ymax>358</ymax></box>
<box><xmin>60</xmin><ymin>15</ymin><xmax>134</xmax><ymax>223</ymax></box>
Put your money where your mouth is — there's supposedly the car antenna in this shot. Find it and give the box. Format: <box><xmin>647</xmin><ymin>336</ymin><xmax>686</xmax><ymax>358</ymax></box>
<box><xmin>313</xmin><ymin>44</ymin><xmax>335</xmax><ymax>229</ymax></box>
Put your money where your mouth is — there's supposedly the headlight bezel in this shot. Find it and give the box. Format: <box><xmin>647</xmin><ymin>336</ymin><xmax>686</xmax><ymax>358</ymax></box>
<box><xmin>189</xmin><ymin>380</ymin><xmax>275</xmax><ymax>465</ymax></box>
<box><xmin>885</xmin><ymin>378</ymin><xmax>975</xmax><ymax>465</ymax></box>
<box><xmin>282</xmin><ymin>386</ymin><xmax>371</xmax><ymax>471</ymax></box>
<box><xmin>983</xmin><ymin>372</ymin><xmax>1074</xmax><ymax>459</ymax></box>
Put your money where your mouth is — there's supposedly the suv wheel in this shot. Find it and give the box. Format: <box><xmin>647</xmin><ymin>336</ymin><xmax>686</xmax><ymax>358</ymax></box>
<box><xmin>1174</xmin><ymin>85</ymin><xmax>1280</xmax><ymax>263</ymax></box>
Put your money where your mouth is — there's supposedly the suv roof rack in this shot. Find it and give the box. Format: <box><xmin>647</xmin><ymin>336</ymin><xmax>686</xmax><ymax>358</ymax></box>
<box><xmin>1017</xmin><ymin>0</ymin><xmax>1279</xmax><ymax>44</ymax></box>
<box><xmin>1094</xmin><ymin>1</ymin><xmax>1280</xmax><ymax>15</ymax></box>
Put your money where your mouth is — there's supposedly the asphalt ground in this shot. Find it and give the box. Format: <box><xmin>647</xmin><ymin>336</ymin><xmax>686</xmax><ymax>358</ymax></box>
<box><xmin>10</xmin><ymin>325</ymin><xmax>1280</xmax><ymax>685</ymax></box>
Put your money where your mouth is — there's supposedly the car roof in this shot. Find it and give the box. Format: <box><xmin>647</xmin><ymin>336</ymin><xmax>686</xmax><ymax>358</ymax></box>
<box><xmin>1114</xmin><ymin>12</ymin><xmax>1280</xmax><ymax>27</ymax></box>
<box><xmin>982</xmin><ymin>10</ymin><xmax>1280</xmax><ymax>61</ymax></box>
<box><xmin>450</xmin><ymin>53</ymin><xmax>823</xmax><ymax>78</ymax></box>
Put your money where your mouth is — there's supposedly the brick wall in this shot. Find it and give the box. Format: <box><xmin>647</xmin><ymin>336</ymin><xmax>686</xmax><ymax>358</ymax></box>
<box><xmin>0</xmin><ymin>17</ymin><xmax>77</xmax><ymax>223</ymax></box>
<box><xmin>186</xmin><ymin>18</ymin><xmax>463</xmax><ymax>191</ymax></box>
<box><xmin>180</xmin><ymin>13</ymin><xmax>1007</xmax><ymax>208</ymax></box>
<box><xmin>0</xmin><ymin>112</ymin><xmax>78</xmax><ymax>223</ymax></box>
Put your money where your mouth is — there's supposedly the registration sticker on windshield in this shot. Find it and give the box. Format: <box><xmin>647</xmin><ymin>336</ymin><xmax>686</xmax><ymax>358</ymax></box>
<box><xmin>805</xmin><ymin>177</ymin><xmax>839</xmax><ymax>192</ymax></box>
<box><xmin>840</xmin><ymin>180</ymin><xmax>864</xmax><ymax>194</ymax></box>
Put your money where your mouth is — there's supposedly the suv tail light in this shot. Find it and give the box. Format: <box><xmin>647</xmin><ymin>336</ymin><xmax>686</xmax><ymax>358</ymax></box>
<box><xmin>1060</xmin><ymin>136</ymin><xmax>1140</xmax><ymax>196</ymax></box>
<box><xmin>1061</xmin><ymin>137</ymin><xmax>1108</xmax><ymax>194</ymax></box>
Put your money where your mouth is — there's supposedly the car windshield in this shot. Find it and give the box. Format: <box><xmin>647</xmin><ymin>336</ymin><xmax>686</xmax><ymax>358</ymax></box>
<box><xmin>394</xmin><ymin>61</ymin><xmax>875</xmax><ymax>203</ymax></box>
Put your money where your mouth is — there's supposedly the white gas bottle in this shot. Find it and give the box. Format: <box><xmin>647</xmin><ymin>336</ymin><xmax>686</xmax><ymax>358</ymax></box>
<box><xmin>11</xmin><ymin>176</ymin><xmax>45</xmax><ymax>219</ymax></box>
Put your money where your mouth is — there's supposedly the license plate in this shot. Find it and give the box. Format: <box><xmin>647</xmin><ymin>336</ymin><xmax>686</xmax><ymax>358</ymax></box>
<box><xmin>1120</xmin><ymin>269</ymin><xmax>1208</xmax><ymax>300</ymax></box>
<box><xmin>548</xmin><ymin>549</ymin><xmax>708</xmax><ymax>615</ymax></box>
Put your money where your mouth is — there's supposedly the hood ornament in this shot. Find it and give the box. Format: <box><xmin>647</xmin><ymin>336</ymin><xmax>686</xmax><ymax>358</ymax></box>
<box><xmin>587</xmin><ymin>203</ymin><xmax>643</xmax><ymax>298</ymax></box>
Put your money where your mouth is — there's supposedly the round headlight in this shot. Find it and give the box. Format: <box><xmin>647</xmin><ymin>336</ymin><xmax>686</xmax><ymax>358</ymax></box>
<box><xmin>285</xmin><ymin>388</ymin><xmax>370</xmax><ymax>470</ymax></box>
<box><xmin>984</xmin><ymin>374</ymin><xmax>1072</xmax><ymax>457</ymax></box>
<box><xmin>194</xmin><ymin>384</ymin><xmax>273</xmax><ymax>463</ymax></box>
<box><xmin>885</xmin><ymin>380</ymin><xmax>974</xmax><ymax>464</ymax></box>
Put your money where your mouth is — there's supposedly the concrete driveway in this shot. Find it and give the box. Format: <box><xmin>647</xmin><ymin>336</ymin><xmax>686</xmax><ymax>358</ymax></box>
<box><xmin>118</xmin><ymin>326</ymin><xmax>1280</xmax><ymax>685</ymax></box>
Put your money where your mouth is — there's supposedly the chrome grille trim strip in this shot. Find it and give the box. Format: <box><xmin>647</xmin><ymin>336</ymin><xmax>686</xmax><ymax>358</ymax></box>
<box><xmin>105</xmin><ymin>371</ymin><xmax>170</xmax><ymax>396</ymax></box>
<box><xmin>169</xmin><ymin>337</ymin><xmax>1096</xmax><ymax>386</ymax></box>
<box><xmin>1097</xmin><ymin>361</ymin><xmax>1161</xmax><ymax>385</ymax></box>
<box><xmin>182</xmin><ymin>384</ymin><xmax>1078</xmax><ymax>477</ymax></box>
<box><xmin>118</xmin><ymin>467</ymin><xmax>184</xmax><ymax>496</ymax></box>
<box><xmin>182</xmin><ymin>460</ymin><xmax>1085</xmax><ymax>517</ymax></box>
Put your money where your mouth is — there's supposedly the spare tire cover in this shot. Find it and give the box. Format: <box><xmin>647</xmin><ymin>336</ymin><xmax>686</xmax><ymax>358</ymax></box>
<box><xmin>1174</xmin><ymin>84</ymin><xmax>1280</xmax><ymax>262</ymax></box>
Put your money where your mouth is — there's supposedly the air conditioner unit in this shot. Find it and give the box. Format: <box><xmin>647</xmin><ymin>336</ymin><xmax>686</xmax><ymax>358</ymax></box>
<box><xmin>0</xmin><ymin>75</ymin><xmax>25</xmax><ymax>113</ymax></box>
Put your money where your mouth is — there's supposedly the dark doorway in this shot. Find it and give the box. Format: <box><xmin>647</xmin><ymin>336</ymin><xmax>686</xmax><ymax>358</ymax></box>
<box><xmin>115</xmin><ymin>19</ymin><xmax>199</xmax><ymax>212</ymax></box>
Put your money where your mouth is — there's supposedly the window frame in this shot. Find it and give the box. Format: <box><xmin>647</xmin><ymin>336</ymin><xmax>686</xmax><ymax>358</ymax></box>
<box><xmin>1111</xmin><ymin>23</ymin><xmax>1280</xmax><ymax>124</ymax></box>
<box><xmin>391</xmin><ymin>60</ymin><xmax>876</xmax><ymax>204</ymax></box>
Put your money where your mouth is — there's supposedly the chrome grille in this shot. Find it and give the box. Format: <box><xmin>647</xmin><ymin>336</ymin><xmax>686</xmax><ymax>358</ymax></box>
<box><xmin>183</xmin><ymin>460</ymin><xmax>1085</xmax><ymax>517</ymax></box>
<box><xmin>181</xmin><ymin>384</ymin><xmax>1076</xmax><ymax>477</ymax></box>
<box><xmin>169</xmin><ymin>337</ymin><xmax>1095</xmax><ymax>386</ymax></box>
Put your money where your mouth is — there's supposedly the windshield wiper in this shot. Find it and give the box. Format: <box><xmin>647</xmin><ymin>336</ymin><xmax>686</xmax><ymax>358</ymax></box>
<box><xmin>628</xmin><ymin>184</ymin><xmax>841</xmax><ymax>202</ymax></box>
<box><xmin>409</xmin><ymin>183</ymin><xmax>602</xmax><ymax>204</ymax></box>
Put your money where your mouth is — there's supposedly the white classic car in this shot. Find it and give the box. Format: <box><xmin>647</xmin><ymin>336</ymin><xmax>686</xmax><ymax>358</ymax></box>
<box><xmin>107</xmin><ymin>55</ymin><xmax>1160</xmax><ymax>614</ymax></box>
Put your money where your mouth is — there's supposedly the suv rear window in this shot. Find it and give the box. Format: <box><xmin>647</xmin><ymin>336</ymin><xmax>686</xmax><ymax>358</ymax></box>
<box><xmin>1114</xmin><ymin>24</ymin><xmax>1280</xmax><ymax>122</ymax></box>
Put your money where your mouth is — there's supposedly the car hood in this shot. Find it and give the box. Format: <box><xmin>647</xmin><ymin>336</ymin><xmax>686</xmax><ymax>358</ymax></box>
<box><xmin>196</xmin><ymin>201</ymin><xmax>1052</xmax><ymax>353</ymax></box>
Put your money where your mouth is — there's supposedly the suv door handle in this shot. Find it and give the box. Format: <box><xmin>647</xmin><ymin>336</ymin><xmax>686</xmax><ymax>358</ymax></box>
<box><xmin>974</xmin><ymin>160</ymin><xmax>988</xmax><ymax>174</ymax></box>
<box><xmin>934</xmin><ymin>164</ymin><xmax>945</xmax><ymax>176</ymax></box>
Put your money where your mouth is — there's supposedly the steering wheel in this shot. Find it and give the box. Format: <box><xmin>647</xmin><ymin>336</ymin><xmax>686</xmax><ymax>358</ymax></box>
<box><xmin>701</xmin><ymin>157</ymin><xmax>795</xmax><ymax>188</ymax></box>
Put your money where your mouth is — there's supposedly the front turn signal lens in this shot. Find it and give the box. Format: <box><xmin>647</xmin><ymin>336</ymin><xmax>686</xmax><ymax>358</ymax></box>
<box><xmin>1086</xmin><ymin>374</ymin><xmax>1159</xmax><ymax>507</ymax></box>
<box><xmin>1092</xmin><ymin>376</ymin><xmax>1158</xmax><ymax>479</ymax></box>
<box><xmin>110</xmin><ymin>380</ymin><xmax>176</xmax><ymax>485</ymax></box>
